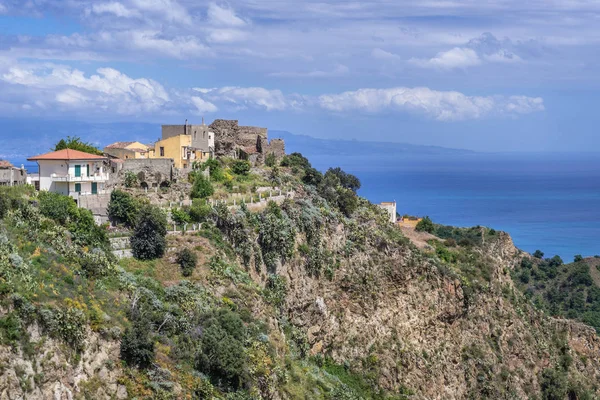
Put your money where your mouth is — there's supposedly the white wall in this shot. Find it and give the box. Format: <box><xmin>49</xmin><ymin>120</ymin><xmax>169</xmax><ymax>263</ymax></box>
<box><xmin>38</xmin><ymin>160</ymin><xmax>68</xmax><ymax>192</ymax></box>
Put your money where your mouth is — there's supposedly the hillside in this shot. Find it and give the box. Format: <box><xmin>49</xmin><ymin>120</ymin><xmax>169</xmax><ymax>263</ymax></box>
<box><xmin>0</xmin><ymin>154</ymin><xmax>599</xmax><ymax>399</ymax></box>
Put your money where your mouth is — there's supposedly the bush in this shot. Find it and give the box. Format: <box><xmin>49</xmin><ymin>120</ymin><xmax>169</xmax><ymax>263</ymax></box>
<box><xmin>171</xmin><ymin>208</ymin><xmax>191</xmax><ymax>224</ymax></box>
<box><xmin>189</xmin><ymin>200</ymin><xmax>212</xmax><ymax>223</ymax></box>
<box><xmin>231</xmin><ymin>160</ymin><xmax>251</xmax><ymax>176</ymax></box>
<box><xmin>54</xmin><ymin>136</ymin><xmax>102</xmax><ymax>155</ymax></box>
<box><xmin>533</xmin><ymin>249</ymin><xmax>544</xmax><ymax>259</ymax></box>
<box><xmin>177</xmin><ymin>248</ymin><xmax>198</xmax><ymax>277</ymax></box>
<box><xmin>195</xmin><ymin>309</ymin><xmax>248</xmax><ymax>390</ymax></box>
<box><xmin>120</xmin><ymin>317</ymin><xmax>155</xmax><ymax>369</ymax></box>
<box><xmin>107</xmin><ymin>190</ymin><xmax>140</xmax><ymax>228</ymax></box>
<box><xmin>38</xmin><ymin>191</ymin><xmax>78</xmax><ymax>225</ymax></box>
<box><xmin>191</xmin><ymin>176</ymin><xmax>214</xmax><ymax>199</ymax></box>
<box><xmin>324</xmin><ymin>167</ymin><xmax>361</xmax><ymax>192</ymax></box>
<box><xmin>415</xmin><ymin>216</ymin><xmax>435</xmax><ymax>233</ymax></box>
<box><xmin>124</xmin><ymin>171</ymin><xmax>138</xmax><ymax>188</ymax></box>
<box><xmin>280</xmin><ymin>152</ymin><xmax>311</xmax><ymax>170</ymax></box>
<box><xmin>131</xmin><ymin>206</ymin><xmax>167</xmax><ymax>260</ymax></box>
<box><xmin>265</xmin><ymin>153</ymin><xmax>277</xmax><ymax>167</ymax></box>
<box><xmin>574</xmin><ymin>254</ymin><xmax>584</xmax><ymax>262</ymax></box>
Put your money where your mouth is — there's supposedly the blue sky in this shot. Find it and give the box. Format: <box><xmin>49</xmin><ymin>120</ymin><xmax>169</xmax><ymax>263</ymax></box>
<box><xmin>0</xmin><ymin>0</ymin><xmax>598</xmax><ymax>151</ymax></box>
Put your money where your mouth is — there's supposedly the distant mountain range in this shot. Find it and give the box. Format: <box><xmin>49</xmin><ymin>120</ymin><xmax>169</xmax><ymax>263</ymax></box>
<box><xmin>0</xmin><ymin>119</ymin><xmax>472</xmax><ymax>170</ymax></box>
<box><xmin>270</xmin><ymin>130</ymin><xmax>473</xmax><ymax>158</ymax></box>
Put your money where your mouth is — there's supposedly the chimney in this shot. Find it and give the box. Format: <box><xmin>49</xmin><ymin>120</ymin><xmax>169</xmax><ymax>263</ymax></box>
<box><xmin>184</xmin><ymin>119</ymin><xmax>188</xmax><ymax>135</ymax></box>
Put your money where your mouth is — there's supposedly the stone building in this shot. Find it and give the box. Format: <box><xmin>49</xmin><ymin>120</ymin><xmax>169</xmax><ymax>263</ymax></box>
<box><xmin>0</xmin><ymin>160</ymin><xmax>27</xmax><ymax>186</ymax></box>
<box><xmin>119</xmin><ymin>158</ymin><xmax>174</xmax><ymax>189</ymax></box>
<box><xmin>208</xmin><ymin>119</ymin><xmax>286</xmax><ymax>164</ymax></box>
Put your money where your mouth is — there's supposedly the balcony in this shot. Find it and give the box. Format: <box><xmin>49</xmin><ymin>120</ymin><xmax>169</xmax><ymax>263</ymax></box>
<box><xmin>50</xmin><ymin>173</ymin><xmax>109</xmax><ymax>182</ymax></box>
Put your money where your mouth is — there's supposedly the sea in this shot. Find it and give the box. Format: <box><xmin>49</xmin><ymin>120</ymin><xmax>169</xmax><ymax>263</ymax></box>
<box><xmin>308</xmin><ymin>152</ymin><xmax>600</xmax><ymax>261</ymax></box>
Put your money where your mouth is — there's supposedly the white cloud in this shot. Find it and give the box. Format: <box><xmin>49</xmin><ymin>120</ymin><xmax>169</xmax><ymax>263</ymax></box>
<box><xmin>317</xmin><ymin>87</ymin><xmax>544</xmax><ymax>121</ymax></box>
<box><xmin>0</xmin><ymin>3</ymin><xmax>7</xmax><ymax>14</ymax></box>
<box><xmin>193</xmin><ymin>86</ymin><xmax>289</xmax><ymax>111</ymax></box>
<box><xmin>410</xmin><ymin>47</ymin><xmax>481</xmax><ymax>69</ymax></box>
<box><xmin>191</xmin><ymin>96</ymin><xmax>218</xmax><ymax>113</ymax></box>
<box><xmin>371</xmin><ymin>48</ymin><xmax>401</xmax><ymax>61</ymax></box>
<box><xmin>207</xmin><ymin>3</ymin><xmax>246</xmax><ymax>26</ymax></box>
<box><xmin>130</xmin><ymin>0</ymin><xmax>191</xmax><ymax>24</ymax></box>
<box><xmin>1</xmin><ymin>65</ymin><xmax>171</xmax><ymax>115</ymax></box>
<box><xmin>88</xmin><ymin>2</ymin><xmax>140</xmax><ymax>18</ymax></box>
<box><xmin>207</xmin><ymin>29</ymin><xmax>247</xmax><ymax>43</ymax></box>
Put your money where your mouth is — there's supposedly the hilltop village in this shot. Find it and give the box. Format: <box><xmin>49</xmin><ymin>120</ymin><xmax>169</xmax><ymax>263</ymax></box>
<box><xmin>18</xmin><ymin>119</ymin><xmax>288</xmax><ymax>225</ymax></box>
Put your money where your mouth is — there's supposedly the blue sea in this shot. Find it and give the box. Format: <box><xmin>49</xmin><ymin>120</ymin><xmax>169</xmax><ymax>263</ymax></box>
<box><xmin>309</xmin><ymin>152</ymin><xmax>600</xmax><ymax>261</ymax></box>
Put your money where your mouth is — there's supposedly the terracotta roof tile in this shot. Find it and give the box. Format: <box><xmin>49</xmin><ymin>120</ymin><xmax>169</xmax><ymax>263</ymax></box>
<box><xmin>0</xmin><ymin>160</ymin><xmax>14</xmax><ymax>168</ymax></box>
<box><xmin>27</xmin><ymin>149</ymin><xmax>106</xmax><ymax>161</ymax></box>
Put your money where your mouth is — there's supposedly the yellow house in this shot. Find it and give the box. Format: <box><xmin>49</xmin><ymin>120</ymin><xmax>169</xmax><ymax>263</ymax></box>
<box><xmin>148</xmin><ymin>135</ymin><xmax>211</xmax><ymax>169</ymax></box>
<box><xmin>104</xmin><ymin>141</ymin><xmax>150</xmax><ymax>160</ymax></box>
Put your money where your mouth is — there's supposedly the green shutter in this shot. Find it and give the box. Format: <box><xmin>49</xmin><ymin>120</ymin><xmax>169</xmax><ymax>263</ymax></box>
<box><xmin>91</xmin><ymin>182</ymin><xmax>98</xmax><ymax>195</ymax></box>
<box><xmin>86</xmin><ymin>164</ymin><xmax>90</xmax><ymax>177</ymax></box>
<box><xmin>74</xmin><ymin>165</ymin><xmax>81</xmax><ymax>177</ymax></box>
<box><xmin>75</xmin><ymin>183</ymin><xmax>81</xmax><ymax>193</ymax></box>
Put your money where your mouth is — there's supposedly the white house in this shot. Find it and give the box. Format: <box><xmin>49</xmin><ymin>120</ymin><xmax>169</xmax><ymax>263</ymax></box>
<box><xmin>27</xmin><ymin>149</ymin><xmax>109</xmax><ymax>202</ymax></box>
<box><xmin>379</xmin><ymin>201</ymin><xmax>397</xmax><ymax>224</ymax></box>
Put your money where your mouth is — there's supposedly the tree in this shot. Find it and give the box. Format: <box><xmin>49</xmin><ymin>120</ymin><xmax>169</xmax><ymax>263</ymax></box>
<box><xmin>131</xmin><ymin>206</ymin><xmax>167</xmax><ymax>260</ymax></box>
<box><xmin>195</xmin><ymin>309</ymin><xmax>248</xmax><ymax>390</ymax></box>
<box><xmin>533</xmin><ymin>249</ymin><xmax>544</xmax><ymax>259</ymax></box>
<box><xmin>302</xmin><ymin>167</ymin><xmax>323</xmax><ymax>186</ymax></box>
<box><xmin>324</xmin><ymin>167</ymin><xmax>361</xmax><ymax>192</ymax></box>
<box><xmin>574</xmin><ymin>254</ymin><xmax>584</xmax><ymax>262</ymax></box>
<box><xmin>177</xmin><ymin>248</ymin><xmax>198</xmax><ymax>277</ymax></box>
<box><xmin>124</xmin><ymin>172</ymin><xmax>138</xmax><ymax>188</ymax></box>
<box><xmin>191</xmin><ymin>176</ymin><xmax>214</xmax><ymax>199</ymax></box>
<box><xmin>280</xmin><ymin>152</ymin><xmax>311</xmax><ymax>170</ymax></box>
<box><xmin>265</xmin><ymin>153</ymin><xmax>277</xmax><ymax>167</ymax></box>
<box><xmin>189</xmin><ymin>200</ymin><xmax>212</xmax><ymax>223</ymax></box>
<box><xmin>120</xmin><ymin>317</ymin><xmax>155</xmax><ymax>369</ymax></box>
<box><xmin>415</xmin><ymin>216</ymin><xmax>435</xmax><ymax>233</ymax></box>
<box><xmin>107</xmin><ymin>190</ymin><xmax>140</xmax><ymax>228</ymax></box>
<box><xmin>231</xmin><ymin>160</ymin><xmax>251</xmax><ymax>176</ymax></box>
<box><xmin>54</xmin><ymin>136</ymin><xmax>102</xmax><ymax>155</ymax></box>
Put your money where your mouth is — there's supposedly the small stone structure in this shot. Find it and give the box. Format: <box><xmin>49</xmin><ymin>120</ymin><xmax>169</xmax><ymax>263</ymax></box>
<box><xmin>0</xmin><ymin>160</ymin><xmax>27</xmax><ymax>186</ymax></box>
<box><xmin>209</xmin><ymin>119</ymin><xmax>285</xmax><ymax>164</ymax></box>
<box><xmin>119</xmin><ymin>158</ymin><xmax>174</xmax><ymax>188</ymax></box>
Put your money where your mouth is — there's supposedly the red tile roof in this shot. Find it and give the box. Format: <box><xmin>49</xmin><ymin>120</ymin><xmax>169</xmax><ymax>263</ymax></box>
<box><xmin>27</xmin><ymin>149</ymin><xmax>106</xmax><ymax>161</ymax></box>
<box><xmin>0</xmin><ymin>160</ymin><xmax>14</xmax><ymax>168</ymax></box>
<box><xmin>105</xmin><ymin>141</ymin><xmax>135</xmax><ymax>149</ymax></box>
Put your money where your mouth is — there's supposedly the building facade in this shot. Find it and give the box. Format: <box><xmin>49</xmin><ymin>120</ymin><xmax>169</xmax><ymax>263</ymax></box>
<box><xmin>103</xmin><ymin>141</ymin><xmax>150</xmax><ymax>160</ymax></box>
<box><xmin>0</xmin><ymin>160</ymin><xmax>27</xmax><ymax>186</ymax></box>
<box><xmin>27</xmin><ymin>149</ymin><xmax>109</xmax><ymax>202</ymax></box>
<box><xmin>148</xmin><ymin>134</ymin><xmax>211</xmax><ymax>169</ymax></box>
<box><xmin>379</xmin><ymin>201</ymin><xmax>397</xmax><ymax>224</ymax></box>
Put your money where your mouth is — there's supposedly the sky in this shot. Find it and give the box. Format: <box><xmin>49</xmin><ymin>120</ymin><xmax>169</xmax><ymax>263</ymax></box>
<box><xmin>0</xmin><ymin>0</ymin><xmax>598</xmax><ymax>151</ymax></box>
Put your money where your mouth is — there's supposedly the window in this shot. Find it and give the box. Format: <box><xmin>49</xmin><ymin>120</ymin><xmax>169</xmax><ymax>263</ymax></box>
<box><xmin>75</xmin><ymin>183</ymin><xmax>81</xmax><ymax>193</ymax></box>
<box><xmin>160</xmin><ymin>147</ymin><xmax>165</xmax><ymax>156</ymax></box>
<box><xmin>74</xmin><ymin>165</ymin><xmax>81</xmax><ymax>177</ymax></box>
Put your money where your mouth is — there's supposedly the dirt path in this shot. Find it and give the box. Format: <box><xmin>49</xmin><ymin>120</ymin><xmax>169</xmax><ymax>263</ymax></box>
<box><xmin>399</xmin><ymin>225</ymin><xmax>439</xmax><ymax>250</ymax></box>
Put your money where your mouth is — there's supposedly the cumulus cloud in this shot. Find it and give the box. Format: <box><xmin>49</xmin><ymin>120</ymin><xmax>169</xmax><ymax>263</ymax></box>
<box><xmin>371</xmin><ymin>48</ymin><xmax>401</xmax><ymax>61</ymax></box>
<box><xmin>1</xmin><ymin>65</ymin><xmax>171</xmax><ymax>115</ymax></box>
<box><xmin>191</xmin><ymin>96</ymin><xmax>218</xmax><ymax>113</ymax></box>
<box><xmin>410</xmin><ymin>47</ymin><xmax>481</xmax><ymax>69</ymax></box>
<box><xmin>317</xmin><ymin>87</ymin><xmax>544</xmax><ymax>121</ymax></box>
<box><xmin>88</xmin><ymin>2</ymin><xmax>140</xmax><ymax>18</ymax></box>
<box><xmin>411</xmin><ymin>33</ymin><xmax>524</xmax><ymax>70</ymax></box>
<box><xmin>130</xmin><ymin>0</ymin><xmax>191</xmax><ymax>24</ymax></box>
<box><xmin>207</xmin><ymin>3</ymin><xmax>246</xmax><ymax>26</ymax></box>
<box><xmin>193</xmin><ymin>86</ymin><xmax>289</xmax><ymax>111</ymax></box>
<box><xmin>269</xmin><ymin>65</ymin><xmax>349</xmax><ymax>78</ymax></box>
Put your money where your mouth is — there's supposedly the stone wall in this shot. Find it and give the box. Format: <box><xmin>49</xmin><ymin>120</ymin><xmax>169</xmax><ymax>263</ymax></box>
<box><xmin>208</xmin><ymin>119</ymin><xmax>281</xmax><ymax>163</ymax></box>
<box><xmin>0</xmin><ymin>167</ymin><xmax>27</xmax><ymax>186</ymax></box>
<box><xmin>264</xmin><ymin>138</ymin><xmax>286</xmax><ymax>159</ymax></box>
<box><xmin>120</xmin><ymin>158</ymin><xmax>174</xmax><ymax>188</ymax></box>
<box><xmin>161</xmin><ymin>125</ymin><xmax>185</xmax><ymax>140</ymax></box>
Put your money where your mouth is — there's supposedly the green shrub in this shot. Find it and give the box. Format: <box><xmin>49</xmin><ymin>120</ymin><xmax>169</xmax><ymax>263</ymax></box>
<box><xmin>574</xmin><ymin>254</ymin><xmax>584</xmax><ymax>263</ymax></box>
<box><xmin>54</xmin><ymin>136</ymin><xmax>102</xmax><ymax>155</ymax></box>
<box><xmin>280</xmin><ymin>152</ymin><xmax>311</xmax><ymax>170</ymax></box>
<box><xmin>124</xmin><ymin>171</ymin><xmax>138</xmax><ymax>188</ymax></box>
<box><xmin>191</xmin><ymin>176</ymin><xmax>214</xmax><ymax>199</ymax></box>
<box><xmin>120</xmin><ymin>317</ymin><xmax>155</xmax><ymax>369</ymax></box>
<box><xmin>533</xmin><ymin>249</ymin><xmax>544</xmax><ymax>259</ymax></box>
<box><xmin>195</xmin><ymin>309</ymin><xmax>248</xmax><ymax>390</ymax></box>
<box><xmin>189</xmin><ymin>200</ymin><xmax>212</xmax><ymax>223</ymax></box>
<box><xmin>265</xmin><ymin>153</ymin><xmax>277</xmax><ymax>167</ymax></box>
<box><xmin>171</xmin><ymin>208</ymin><xmax>191</xmax><ymax>224</ymax></box>
<box><xmin>131</xmin><ymin>206</ymin><xmax>167</xmax><ymax>260</ymax></box>
<box><xmin>264</xmin><ymin>274</ymin><xmax>287</xmax><ymax>307</ymax></box>
<box><xmin>415</xmin><ymin>216</ymin><xmax>434</xmax><ymax>233</ymax></box>
<box><xmin>107</xmin><ymin>190</ymin><xmax>140</xmax><ymax>228</ymax></box>
<box><xmin>38</xmin><ymin>191</ymin><xmax>78</xmax><ymax>225</ymax></box>
<box><xmin>231</xmin><ymin>160</ymin><xmax>251</xmax><ymax>176</ymax></box>
<box><xmin>177</xmin><ymin>248</ymin><xmax>198</xmax><ymax>277</ymax></box>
